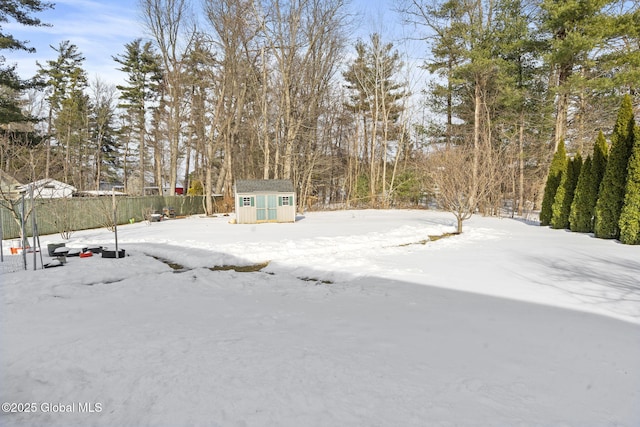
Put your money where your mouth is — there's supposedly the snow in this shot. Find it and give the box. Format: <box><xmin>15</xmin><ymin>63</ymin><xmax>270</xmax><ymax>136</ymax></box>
<box><xmin>1</xmin><ymin>209</ymin><xmax>639</xmax><ymax>427</ymax></box>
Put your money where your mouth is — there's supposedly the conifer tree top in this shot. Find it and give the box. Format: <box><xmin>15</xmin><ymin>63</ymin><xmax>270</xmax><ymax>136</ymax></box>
<box><xmin>612</xmin><ymin>94</ymin><xmax>635</xmax><ymax>142</ymax></box>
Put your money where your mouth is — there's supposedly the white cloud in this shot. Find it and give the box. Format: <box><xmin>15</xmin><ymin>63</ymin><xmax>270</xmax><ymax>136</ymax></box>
<box><xmin>5</xmin><ymin>0</ymin><xmax>146</xmax><ymax>85</ymax></box>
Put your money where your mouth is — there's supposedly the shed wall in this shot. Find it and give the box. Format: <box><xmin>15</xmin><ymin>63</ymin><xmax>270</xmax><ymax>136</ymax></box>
<box><xmin>236</xmin><ymin>196</ymin><xmax>257</xmax><ymax>224</ymax></box>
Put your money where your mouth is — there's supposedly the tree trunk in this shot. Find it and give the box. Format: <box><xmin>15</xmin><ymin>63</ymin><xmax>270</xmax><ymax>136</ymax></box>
<box><xmin>139</xmin><ymin>110</ymin><xmax>146</xmax><ymax>195</ymax></box>
<box><xmin>472</xmin><ymin>77</ymin><xmax>481</xmax><ymax>207</ymax></box>
<box><xmin>261</xmin><ymin>47</ymin><xmax>270</xmax><ymax>180</ymax></box>
<box><xmin>183</xmin><ymin>137</ymin><xmax>191</xmax><ymax>193</ymax></box>
<box><xmin>553</xmin><ymin>64</ymin><xmax>572</xmax><ymax>152</ymax></box>
<box><xmin>45</xmin><ymin>109</ymin><xmax>53</xmax><ymax>178</ymax></box>
<box><xmin>154</xmin><ymin>136</ymin><xmax>163</xmax><ymax>195</ymax></box>
<box><xmin>518</xmin><ymin>113</ymin><xmax>525</xmax><ymax>216</ymax></box>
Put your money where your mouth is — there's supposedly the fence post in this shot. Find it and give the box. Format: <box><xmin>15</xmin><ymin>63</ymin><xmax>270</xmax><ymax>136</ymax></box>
<box><xmin>0</xmin><ymin>209</ymin><xmax>4</xmax><ymax>263</ymax></box>
<box><xmin>113</xmin><ymin>189</ymin><xmax>119</xmax><ymax>255</ymax></box>
<box><xmin>20</xmin><ymin>193</ymin><xmax>26</xmax><ymax>270</ymax></box>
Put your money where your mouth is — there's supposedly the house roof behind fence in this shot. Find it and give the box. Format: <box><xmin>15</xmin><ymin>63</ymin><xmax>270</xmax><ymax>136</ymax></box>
<box><xmin>20</xmin><ymin>179</ymin><xmax>77</xmax><ymax>193</ymax></box>
<box><xmin>236</xmin><ymin>179</ymin><xmax>294</xmax><ymax>193</ymax></box>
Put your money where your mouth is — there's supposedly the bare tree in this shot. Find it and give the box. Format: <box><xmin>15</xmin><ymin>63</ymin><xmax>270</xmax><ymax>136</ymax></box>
<box><xmin>140</xmin><ymin>0</ymin><xmax>195</xmax><ymax>195</ymax></box>
<box><xmin>182</xmin><ymin>35</ymin><xmax>220</xmax><ymax>213</ymax></box>
<box><xmin>428</xmin><ymin>144</ymin><xmax>490</xmax><ymax>233</ymax></box>
<box><xmin>203</xmin><ymin>0</ymin><xmax>260</xmax><ymax>200</ymax></box>
<box><xmin>261</xmin><ymin>0</ymin><xmax>349</xmax><ymax>205</ymax></box>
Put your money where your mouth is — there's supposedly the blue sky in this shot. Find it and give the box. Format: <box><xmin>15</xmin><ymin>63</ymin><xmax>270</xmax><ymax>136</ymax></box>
<box><xmin>7</xmin><ymin>0</ymin><xmax>144</xmax><ymax>84</ymax></box>
<box><xmin>6</xmin><ymin>0</ymin><xmax>425</xmax><ymax>87</ymax></box>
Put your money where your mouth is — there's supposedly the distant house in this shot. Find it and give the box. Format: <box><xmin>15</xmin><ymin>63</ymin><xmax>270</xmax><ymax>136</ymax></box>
<box><xmin>0</xmin><ymin>170</ymin><xmax>23</xmax><ymax>199</ymax></box>
<box><xmin>234</xmin><ymin>179</ymin><xmax>296</xmax><ymax>224</ymax></box>
<box><xmin>162</xmin><ymin>187</ymin><xmax>184</xmax><ymax>196</ymax></box>
<box><xmin>99</xmin><ymin>181</ymin><xmax>125</xmax><ymax>192</ymax></box>
<box><xmin>20</xmin><ymin>179</ymin><xmax>77</xmax><ymax>199</ymax></box>
<box><xmin>75</xmin><ymin>190</ymin><xmax>127</xmax><ymax>197</ymax></box>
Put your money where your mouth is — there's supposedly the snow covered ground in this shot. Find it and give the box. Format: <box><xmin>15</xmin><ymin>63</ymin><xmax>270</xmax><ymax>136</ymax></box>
<box><xmin>1</xmin><ymin>209</ymin><xmax>639</xmax><ymax>427</ymax></box>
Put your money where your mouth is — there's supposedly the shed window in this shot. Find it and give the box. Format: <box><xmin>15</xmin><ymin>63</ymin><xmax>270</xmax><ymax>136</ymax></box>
<box><xmin>242</xmin><ymin>197</ymin><xmax>252</xmax><ymax>207</ymax></box>
<box><xmin>280</xmin><ymin>196</ymin><xmax>290</xmax><ymax>206</ymax></box>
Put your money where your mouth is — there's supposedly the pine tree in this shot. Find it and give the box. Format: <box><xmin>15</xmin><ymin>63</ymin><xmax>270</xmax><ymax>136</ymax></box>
<box><xmin>619</xmin><ymin>125</ymin><xmax>640</xmax><ymax>245</ymax></box>
<box><xmin>540</xmin><ymin>139</ymin><xmax>567</xmax><ymax>226</ymax></box>
<box><xmin>1</xmin><ymin>0</ymin><xmax>53</xmax><ymax>51</ymax></box>
<box><xmin>552</xmin><ymin>153</ymin><xmax>582</xmax><ymax>229</ymax></box>
<box><xmin>343</xmin><ymin>33</ymin><xmax>408</xmax><ymax>204</ymax></box>
<box><xmin>1</xmin><ymin>0</ymin><xmax>53</xmax><ymax>125</ymax></box>
<box><xmin>594</xmin><ymin>95</ymin><xmax>635</xmax><ymax>239</ymax></box>
<box><xmin>113</xmin><ymin>39</ymin><xmax>163</xmax><ymax>194</ymax></box>
<box><xmin>570</xmin><ymin>155</ymin><xmax>593</xmax><ymax>232</ymax></box>
<box><xmin>538</xmin><ymin>0</ymin><xmax>615</xmax><ymax>152</ymax></box>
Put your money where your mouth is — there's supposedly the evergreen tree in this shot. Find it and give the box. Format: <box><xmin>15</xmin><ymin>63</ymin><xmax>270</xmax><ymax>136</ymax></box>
<box><xmin>569</xmin><ymin>131</ymin><xmax>609</xmax><ymax>232</ymax></box>
<box><xmin>538</xmin><ymin>0</ymin><xmax>610</xmax><ymax>151</ymax></box>
<box><xmin>113</xmin><ymin>39</ymin><xmax>163</xmax><ymax>194</ymax></box>
<box><xmin>1</xmin><ymin>0</ymin><xmax>53</xmax><ymax>124</ymax></box>
<box><xmin>619</xmin><ymin>125</ymin><xmax>640</xmax><ymax>245</ymax></box>
<box><xmin>591</xmin><ymin>131</ymin><xmax>609</xmax><ymax>203</ymax></box>
<box><xmin>343</xmin><ymin>33</ymin><xmax>408</xmax><ymax>204</ymax></box>
<box><xmin>540</xmin><ymin>139</ymin><xmax>567</xmax><ymax>226</ymax></box>
<box><xmin>1</xmin><ymin>0</ymin><xmax>53</xmax><ymax>51</ymax></box>
<box><xmin>37</xmin><ymin>41</ymin><xmax>88</xmax><ymax>184</ymax></box>
<box><xmin>55</xmin><ymin>80</ymin><xmax>89</xmax><ymax>183</ymax></box>
<box><xmin>550</xmin><ymin>163</ymin><xmax>569</xmax><ymax>229</ymax></box>
<box><xmin>552</xmin><ymin>153</ymin><xmax>582</xmax><ymax>229</ymax></box>
<box><xmin>569</xmin><ymin>155</ymin><xmax>593</xmax><ymax>232</ymax></box>
<box><xmin>36</xmin><ymin>40</ymin><xmax>88</xmax><ymax>179</ymax></box>
<box><xmin>594</xmin><ymin>95</ymin><xmax>635</xmax><ymax>239</ymax></box>
<box><xmin>537</xmin><ymin>0</ymin><xmax>638</xmax><ymax>152</ymax></box>
<box><xmin>88</xmin><ymin>79</ymin><xmax>120</xmax><ymax>189</ymax></box>
<box><xmin>0</xmin><ymin>64</ymin><xmax>30</xmax><ymax>124</ymax></box>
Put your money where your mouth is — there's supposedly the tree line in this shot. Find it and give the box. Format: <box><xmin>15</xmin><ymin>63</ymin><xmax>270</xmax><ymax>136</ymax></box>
<box><xmin>541</xmin><ymin>95</ymin><xmax>640</xmax><ymax>245</ymax></box>
<box><xmin>1</xmin><ymin>0</ymin><xmax>639</xmax><ymax>226</ymax></box>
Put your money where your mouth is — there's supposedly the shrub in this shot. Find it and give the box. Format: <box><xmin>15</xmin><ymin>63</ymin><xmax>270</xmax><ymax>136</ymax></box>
<box><xmin>540</xmin><ymin>139</ymin><xmax>567</xmax><ymax>226</ymax></box>
<box><xmin>595</xmin><ymin>95</ymin><xmax>635</xmax><ymax>239</ymax></box>
<box><xmin>569</xmin><ymin>155</ymin><xmax>593</xmax><ymax>232</ymax></box>
<box><xmin>619</xmin><ymin>125</ymin><xmax>640</xmax><ymax>245</ymax></box>
<box><xmin>551</xmin><ymin>153</ymin><xmax>581</xmax><ymax>229</ymax></box>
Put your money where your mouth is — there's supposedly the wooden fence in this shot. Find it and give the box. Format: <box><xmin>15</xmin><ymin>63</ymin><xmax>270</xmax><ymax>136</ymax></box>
<box><xmin>1</xmin><ymin>195</ymin><xmax>206</xmax><ymax>240</ymax></box>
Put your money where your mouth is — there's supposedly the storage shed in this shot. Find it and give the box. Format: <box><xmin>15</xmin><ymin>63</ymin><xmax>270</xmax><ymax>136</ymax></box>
<box><xmin>234</xmin><ymin>179</ymin><xmax>296</xmax><ymax>224</ymax></box>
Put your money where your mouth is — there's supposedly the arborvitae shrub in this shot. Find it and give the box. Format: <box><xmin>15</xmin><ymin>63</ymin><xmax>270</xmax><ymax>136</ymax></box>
<box><xmin>570</xmin><ymin>155</ymin><xmax>593</xmax><ymax>232</ymax></box>
<box><xmin>591</xmin><ymin>131</ymin><xmax>609</xmax><ymax>205</ymax></box>
<box><xmin>570</xmin><ymin>132</ymin><xmax>609</xmax><ymax>233</ymax></box>
<box><xmin>540</xmin><ymin>139</ymin><xmax>567</xmax><ymax>226</ymax></box>
<box><xmin>552</xmin><ymin>153</ymin><xmax>582</xmax><ymax>229</ymax></box>
<box><xmin>595</xmin><ymin>95</ymin><xmax>635</xmax><ymax>239</ymax></box>
<box><xmin>619</xmin><ymin>125</ymin><xmax>640</xmax><ymax>245</ymax></box>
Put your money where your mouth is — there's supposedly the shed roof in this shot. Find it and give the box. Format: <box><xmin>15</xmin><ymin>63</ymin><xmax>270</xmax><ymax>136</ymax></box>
<box><xmin>236</xmin><ymin>179</ymin><xmax>294</xmax><ymax>193</ymax></box>
<box><xmin>20</xmin><ymin>179</ymin><xmax>76</xmax><ymax>192</ymax></box>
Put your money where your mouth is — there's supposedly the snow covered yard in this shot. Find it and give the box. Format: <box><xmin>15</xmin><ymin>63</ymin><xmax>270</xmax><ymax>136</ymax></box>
<box><xmin>1</xmin><ymin>209</ymin><xmax>639</xmax><ymax>427</ymax></box>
